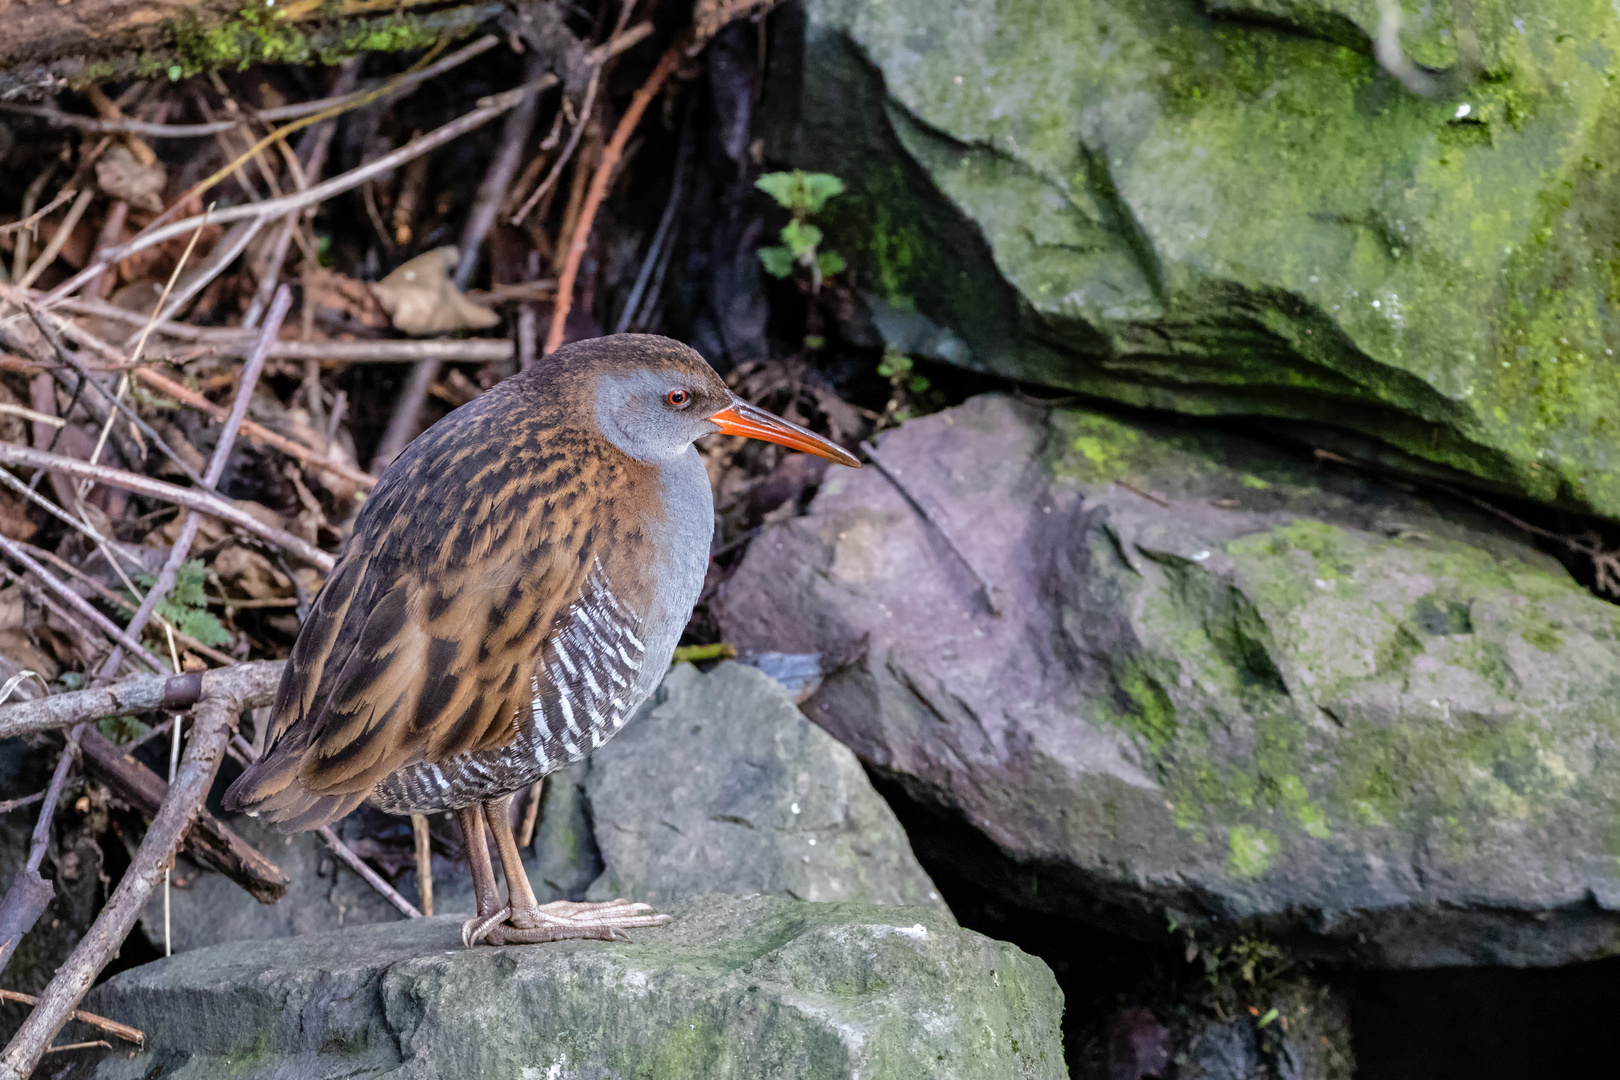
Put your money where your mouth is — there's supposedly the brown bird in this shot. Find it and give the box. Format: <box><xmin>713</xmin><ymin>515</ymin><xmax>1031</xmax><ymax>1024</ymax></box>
<box><xmin>224</xmin><ymin>334</ymin><xmax>858</xmax><ymax>946</ymax></box>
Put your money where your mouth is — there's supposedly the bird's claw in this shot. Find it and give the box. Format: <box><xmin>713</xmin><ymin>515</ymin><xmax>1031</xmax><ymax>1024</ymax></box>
<box><xmin>461</xmin><ymin>906</ymin><xmax>512</xmax><ymax>949</ymax></box>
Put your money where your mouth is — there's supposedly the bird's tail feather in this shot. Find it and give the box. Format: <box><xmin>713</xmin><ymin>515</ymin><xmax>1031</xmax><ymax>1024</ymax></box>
<box><xmin>222</xmin><ymin>741</ymin><xmax>366</xmax><ymax>831</ymax></box>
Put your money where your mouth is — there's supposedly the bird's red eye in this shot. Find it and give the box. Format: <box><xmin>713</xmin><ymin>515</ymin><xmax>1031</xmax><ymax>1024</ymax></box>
<box><xmin>666</xmin><ymin>389</ymin><xmax>691</xmax><ymax>408</ymax></box>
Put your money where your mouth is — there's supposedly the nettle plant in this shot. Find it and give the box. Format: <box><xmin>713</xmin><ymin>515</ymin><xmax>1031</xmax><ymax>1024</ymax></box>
<box><xmin>756</xmin><ymin>170</ymin><xmax>846</xmax><ymax>292</ymax></box>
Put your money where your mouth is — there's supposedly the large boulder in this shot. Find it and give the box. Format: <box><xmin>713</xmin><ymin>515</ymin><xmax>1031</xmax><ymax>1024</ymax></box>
<box><xmin>70</xmin><ymin>896</ymin><xmax>1065</xmax><ymax>1080</ymax></box>
<box><xmin>771</xmin><ymin>0</ymin><xmax>1620</xmax><ymax>517</ymax></box>
<box><xmin>145</xmin><ymin>661</ymin><xmax>941</xmax><ymax>953</ymax></box>
<box><xmin>722</xmin><ymin>394</ymin><xmax>1620</xmax><ymax>967</ymax></box>
<box><xmin>583</xmin><ymin>661</ymin><xmax>944</xmax><ymax>909</ymax></box>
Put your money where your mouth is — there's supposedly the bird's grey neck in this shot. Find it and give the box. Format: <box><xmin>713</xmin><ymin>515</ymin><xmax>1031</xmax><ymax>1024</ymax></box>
<box><xmin>628</xmin><ymin>447</ymin><xmax>713</xmax><ymax>697</ymax></box>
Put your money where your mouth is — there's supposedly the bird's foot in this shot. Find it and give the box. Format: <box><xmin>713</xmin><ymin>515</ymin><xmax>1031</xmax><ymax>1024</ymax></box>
<box><xmin>472</xmin><ymin>898</ymin><xmax>672</xmax><ymax>947</ymax></box>
<box><xmin>462</xmin><ymin>906</ymin><xmax>513</xmax><ymax>948</ymax></box>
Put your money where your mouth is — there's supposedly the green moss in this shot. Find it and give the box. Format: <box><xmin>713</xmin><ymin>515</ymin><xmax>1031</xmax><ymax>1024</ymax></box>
<box><xmin>1276</xmin><ymin>775</ymin><xmax>1330</xmax><ymax>840</ymax></box>
<box><xmin>1523</xmin><ymin>619</ymin><xmax>1564</xmax><ymax>653</ymax></box>
<box><xmin>73</xmin><ymin>0</ymin><xmax>478</xmax><ymax>87</ymax></box>
<box><xmin>172</xmin><ymin>1</ymin><xmax>311</xmax><ymax>74</ymax></box>
<box><xmin>1228</xmin><ymin>825</ymin><xmax>1277</xmax><ymax>878</ymax></box>
<box><xmin>797</xmin><ymin>0</ymin><xmax>1620</xmax><ymax>519</ymax></box>
<box><xmin>1048</xmin><ymin>410</ymin><xmax>1153</xmax><ymax>485</ymax></box>
<box><xmin>1101</xmin><ymin>662</ymin><xmax>1178</xmax><ymax>751</ymax></box>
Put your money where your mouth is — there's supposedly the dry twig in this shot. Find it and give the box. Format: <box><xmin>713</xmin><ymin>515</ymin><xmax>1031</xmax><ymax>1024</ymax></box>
<box><xmin>99</xmin><ymin>286</ymin><xmax>292</xmax><ymax>678</ymax></box>
<box><xmin>0</xmin><ymin>189</ymin><xmax>79</xmax><ymax>239</ymax></box>
<box><xmin>545</xmin><ymin>43</ymin><xmax>684</xmax><ymax>355</ymax></box>
<box><xmin>0</xmin><ymin>729</ymin><xmax>78</xmax><ymax>980</ymax></box>
<box><xmin>0</xmin><ymin>535</ymin><xmax>169</xmax><ymax>672</ymax></box>
<box><xmin>411</xmin><ymin>813</ymin><xmax>434</xmax><ymax>917</ymax></box>
<box><xmin>0</xmin><ymin>443</ymin><xmax>333</xmax><ymax>570</ymax></box>
<box><xmin>0</xmin><ymin>990</ymin><xmax>142</xmax><ymax>1048</ymax></box>
<box><xmin>44</xmin><ymin>83</ymin><xmax>546</xmax><ymax>305</ymax></box>
<box><xmin>0</xmin><ymin>661</ymin><xmax>281</xmax><ymax>741</ymax></box>
<box><xmin>0</xmin><ymin>691</ymin><xmax>246</xmax><ymax>1079</ymax></box>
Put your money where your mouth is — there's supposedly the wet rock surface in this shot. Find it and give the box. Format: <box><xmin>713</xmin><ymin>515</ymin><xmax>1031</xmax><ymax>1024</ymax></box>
<box><xmin>772</xmin><ymin>0</ymin><xmax>1620</xmax><ymax>517</ymax></box>
<box><xmin>722</xmin><ymin>394</ymin><xmax>1620</xmax><ymax>967</ymax></box>
<box><xmin>68</xmin><ymin>896</ymin><xmax>1063</xmax><ymax>1080</ymax></box>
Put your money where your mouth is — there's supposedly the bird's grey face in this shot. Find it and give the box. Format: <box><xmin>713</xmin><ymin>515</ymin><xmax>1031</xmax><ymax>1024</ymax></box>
<box><xmin>592</xmin><ymin>363</ymin><xmax>862</xmax><ymax>468</ymax></box>
<box><xmin>592</xmin><ymin>367</ymin><xmax>731</xmax><ymax>462</ymax></box>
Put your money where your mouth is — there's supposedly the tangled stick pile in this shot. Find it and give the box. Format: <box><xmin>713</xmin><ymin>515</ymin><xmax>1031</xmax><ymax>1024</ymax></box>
<box><xmin>0</xmin><ymin>1</ymin><xmax>888</xmax><ymax>1073</ymax></box>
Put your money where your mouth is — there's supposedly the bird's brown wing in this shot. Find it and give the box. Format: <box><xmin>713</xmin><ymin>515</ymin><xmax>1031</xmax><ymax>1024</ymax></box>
<box><xmin>224</xmin><ymin>395</ymin><xmax>623</xmax><ymax>829</ymax></box>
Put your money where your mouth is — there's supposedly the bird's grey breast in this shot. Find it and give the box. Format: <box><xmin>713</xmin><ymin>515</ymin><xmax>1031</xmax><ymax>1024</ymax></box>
<box><xmin>637</xmin><ymin>445</ymin><xmax>713</xmax><ymax>682</ymax></box>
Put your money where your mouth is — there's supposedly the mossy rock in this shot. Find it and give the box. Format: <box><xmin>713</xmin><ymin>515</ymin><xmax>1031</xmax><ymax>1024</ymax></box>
<box><xmin>70</xmin><ymin>896</ymin><xmax>1065</xmax><ymax>1079</ymax></box>
<box><xmin>723</xmin><ymin>394</ymin><xmax>1620</xmax><ymax>967</ymax></box>
<box><xmin>771</xmin><ymin>0</ymin><xmax>1620</xmax><ymax>518</ymax></box>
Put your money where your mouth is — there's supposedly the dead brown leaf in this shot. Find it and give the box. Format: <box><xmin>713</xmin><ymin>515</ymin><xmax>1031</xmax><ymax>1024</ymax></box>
<box><xmin>0</xmin><ymin>586</ymin><xmax>61</xmax><ymax>679</ymax></box>
<box><xmin>303</xmin><ymin>268</ymin><xmax>389</xmax><ymax>333</ymax></box>
<box><xmin>213</xmin><ymin>545</ymin><xmax>291</xmax><ymax>600</ymax></box>
<box><xmin>370</xmin><ymin>247</ymin><xmax>500</xmax><ymax>336</ymax></box>
<box><xmin>95</xmin><ymin>144</ymin><xmax>167</xmax><ymax>213</ymax></box>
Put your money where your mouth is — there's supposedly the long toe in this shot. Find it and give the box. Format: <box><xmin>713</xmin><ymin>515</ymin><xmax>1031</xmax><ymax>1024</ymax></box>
<box><xmin>486</xmin><ymin>897</ymin><xmax>672</xmax><ymax>944</ymax></box>
<box><xmin>523</xmin><ymin>899</ymin><xmax>659</xmax><ymax>928</ymax></box>
<box><xmin>462</xmin><ymin>906</ymin><xmax>513</xmax><ymax>949</ymax></box>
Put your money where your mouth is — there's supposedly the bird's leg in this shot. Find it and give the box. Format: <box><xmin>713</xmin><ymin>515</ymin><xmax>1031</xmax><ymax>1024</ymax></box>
<box><xmin>455</xmin><ymin>803</ymin><xmax>510</xmax><ymax>948</ymax></box>
<box><xmin>479</xmin><ymin>792</ymin><xmax>672</xmax><ymax>945</ymax></box>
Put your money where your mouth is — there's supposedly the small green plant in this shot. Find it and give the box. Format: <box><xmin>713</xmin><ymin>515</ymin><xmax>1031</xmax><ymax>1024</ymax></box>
<box><xmin>876</xmin><ymin>345</ymin><xmax>941</xmax><ymax>425</ymax></box>
<box><xmin>124</xmin><ymin>559</ymin><xmax>231</xmax><ymax>648</ymax></box>
<box><xmin>98</xmin><ymin>715</ymin><xmax>150</xmax><ymax>743</ymax></box>
<box><xmin>756</xmin><ymin>171</ymin><xmax>847</xmax><ymax>291</ymax></box>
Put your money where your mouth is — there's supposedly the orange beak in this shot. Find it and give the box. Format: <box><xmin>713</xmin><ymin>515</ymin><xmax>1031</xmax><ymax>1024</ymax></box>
<box><xmin>708</xmin><ymin>398</ymin><xmax>861</xmax><ymax>468</ymax></box>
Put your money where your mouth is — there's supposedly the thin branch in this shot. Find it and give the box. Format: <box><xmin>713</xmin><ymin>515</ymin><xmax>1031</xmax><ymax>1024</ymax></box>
<box><xmin>43</xmin><ymin>83</ymin><xmax>547</xmax><ymax>304</ymax></box>
<box><xmin>100</xmin><ymin>287</ymin><xmax>292</xmax><ymax>678</ymax></box>
<box><xmin>584</xmin><ymin>19</ymin><xmax>655</xmax><ymax>64</ymax></box>
<box><xmin>0</xmin><ymin>442</ymin><xmax>334</xmax><ymax>570</ymax></box>
<box><xmin>545</xmin><ymin>43</ymin><xmax>684</xmax><ymax>355</ymax></box>
<box><xmin>15</xmin><ymin>188</ymin><xmax>96</xmax><ymax>291</ymax></box>
<box><xmin>0</xmin><ymin>569</ymin><xmax>108</xmax><ymax>666</ymax></box>
<box><xmin>457</xmin><ymin>53</ymin><xmax>554</xmax><ymax>291</ymax></box>
<box><xmin>0</xmin><ymin>990</ymin><xmax>142</xmax><ymax>1048</ymax></box>
<box><xmin>0</xmin><ymin>691</ymin><xmax>245</xmax><ymax>1079</ymax></box>
<box><xmin>616</xmin><ymin>106</ymin><xmax>694</xmax><ymax>334</ymax></box>
<box><xmin>860</xmin><ymin>439</ymin><xmax>1001</xmax><ymax>617</ymax></box>
<box><xmin>19</xmin><ymin>541</ymin><xmax>238</xmax><ymax>667</ymax></box>
<box><xmin>131</xmin><ymin>365</ymin><xmax>378</xmax><ymax>490</ymax></box>
<box><xmin>137</xmin><ymin>216</ymin><xmax>267</xmax><ymax>336</ymax></box>
<box><xmin>510</xmin><ymin>68</ymin><xmax>599</xmax><ymax>227</ymax></box>
<box><xmin>258</xmin><ymin>34</ymin><xmax>503</xmax><ymax>122</ymax></box>
<box><xmin>0</xmin><ymin>661</ymin><xmax>282</xmax><ymax>741</ymax></box>
<box><xmin>27</xmin><ymin>293</ymin><xmax>238</xmax><ymax>341</ymax></box>
<box><xmin>0</xmin><ymin>188</ymin><xmax>79</xmax><ymax>239</ymax></box>
<box><xmin>80</xmin><ymin>725</ymin><xmax>289</xmax><ymax>904</ymax></box>
<box><xmin>14</xmin><ymin>307</ymin><xmax>376</xmax><ymax>489</ymax></box>
<box><xmin>411</xmin><ymin>813</ymin><xmax>434</xmax><ymax>917</ymax></box>
<box><xmin>0</xmin><ymin>730</ymin><xmax>77</xmax><ymax>981</ymax></box>
<box><xmin>516</xmin><ymin>778</ymin><xmax>543</xmax><ymax>847</ymax></box>
<box><xmin>14</xmin><ymin>299</ymin><xmax>207</xmax><ymax>488</ymax></box>
<box><xmin>0</xmin><ymin>103</ymin><xmax>237</xmax><ymax>138</ymax></box>
<box><xmin>146</xmin><ymin>338</ymin><xmax>516</xmax><ymax>364</ymax></box>
<box><xmin>318</xmin><ymin>825</ymin><xmax>423</xmax><ymax>920</ymax></box>
<box><xmin>0</xmin><ymin>792</ymin><xmax>46</xmax><ymax>814</ymax></box>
